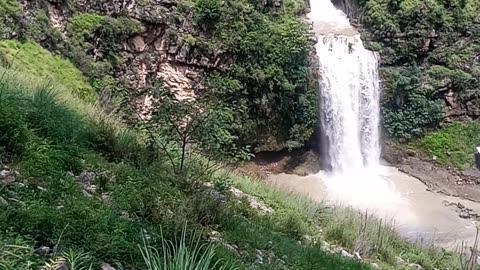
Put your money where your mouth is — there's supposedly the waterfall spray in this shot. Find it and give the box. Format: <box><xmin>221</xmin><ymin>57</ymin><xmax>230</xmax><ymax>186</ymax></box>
<box><xmin>309</xmin><ymin>0</ymin><xmax>403</xmax><ymax>211</ymax></box>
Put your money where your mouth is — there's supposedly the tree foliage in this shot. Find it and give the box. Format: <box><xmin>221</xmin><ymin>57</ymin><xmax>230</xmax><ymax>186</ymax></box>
<box><xmin>362</xmin><ymin>0</ymin><xmax>480</xmax><ymax>140</ymax></box>
<box><xmin>192</xmin><ymin>0</ymin><xmax>316</xmax><ymax>151</ymax></box>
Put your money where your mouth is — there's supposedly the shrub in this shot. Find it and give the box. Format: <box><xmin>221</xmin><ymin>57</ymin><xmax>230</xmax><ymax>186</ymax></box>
<box><xmin>194</xmin><ymin>0</ymin><xmax>222</xmax><ymax>27</ymax></box>
<box><xmin>383</xmin><ymin>94</ymin><xmax>445</xmax><ymax>139</ymax></box>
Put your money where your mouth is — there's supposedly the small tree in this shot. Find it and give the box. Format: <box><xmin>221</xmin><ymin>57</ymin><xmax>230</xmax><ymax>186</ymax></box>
<box><xmin>130</xmin><ymin>81</ymin><xmax>250</xmax><ymax>187</ymax></box>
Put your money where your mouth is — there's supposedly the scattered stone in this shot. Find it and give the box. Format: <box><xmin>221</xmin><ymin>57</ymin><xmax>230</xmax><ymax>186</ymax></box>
<box><xmin>320</xmin><ymin>240</ymin><xmax>331</xmax><ymax>252</ymax></box>
<box><xmin>302</xmin><ymin>234</ymin><xmax>313</xmax><ymax>244</ymax></box>
<box><xmin>82</xmin><ymin>190</ymin><xmax>93</xmax><ymax>198</ymax></box>
<box><xmin>76</xmin><ymin>171</ymin><xmax>96</xmax><ymax>184</ymax></box>
<box><xmin>0</xmin><ymin>169</ymin><xmax>17</xmax><ymax>184</ymax></box>
<box><xmin>76</xmin><ymin>171</ymin><xmax>98</xmax><ymax>195</ymax></box>
<box><xmin>101</xmin><ymin>263</ymin><xmax>116</xmax><ymax>270</ymax></box>
<box><xmin>223</xmin><ymin>243</ymin><xmax>240</xmax><ymax>256</ymax></box>
<box><xmin>229</xmin><ymin>187</ymin><xmax>274</xmax><ymax>215</ymax></box>
<box><xmin>395</xmin><ymin>256</ymin><xmax>405</xmax><ymax>265</ymax></box>
<box><xmin>208</xmin><ymin>230</ymin><xmax>222</xmax><ymax>242</ymax></box>
<box><xmin>353</xmin><ymin>251</ymin><xmax>362</xmax><ymax>261</ymax></box>
<box><xmin>37</xmin><ymin>186</ymin><xmax>48</xmax><ymax>192</ymax></box>
<box><xmin>101</xmin><ymin>194</ymin><xmax>112</xmax><ymax>205</ymax></box>
<box><xmin>340</xmin><ymin>249</ymin><xmax>354</xmax><ymax>259</ymax></box>
<box><xmin>371</xmin><ymin>263</ymin><xmax>379</xmax><ymax>269</ymax></box>
<box><xmin>409</xmin><ymin>263</ymin><xmax>423</xmax><ymax>270</ymax></box>
<box><xmin>35</xmin><ymin>246</ymin><xmax>50</xmax><ymax>256</ymax></box>
<box><xmin>255</xmin><ymin>249</ymin><xmax>264</xmax><ymax>264</ymax></box>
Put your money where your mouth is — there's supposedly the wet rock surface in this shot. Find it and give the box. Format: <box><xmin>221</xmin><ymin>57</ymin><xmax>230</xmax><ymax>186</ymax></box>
<box><xmin>443</xmin><ymin>200</ymin><xmax>480</xmax><ymax>220</ymax></box>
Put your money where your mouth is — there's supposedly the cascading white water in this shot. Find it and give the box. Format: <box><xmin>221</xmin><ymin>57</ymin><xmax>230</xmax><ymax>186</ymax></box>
<box><xmin>309</xmin><ymin>0</ymin><xmax>381</xmax><ymax>172</ymax></box>
<box><xmin>309</xmin><ymin>0</ymin><xmax>404</xmax><ymax>211</ymax></box>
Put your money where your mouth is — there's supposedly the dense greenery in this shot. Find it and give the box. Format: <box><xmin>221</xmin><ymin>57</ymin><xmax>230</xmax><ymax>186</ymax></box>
<box><xmin>0</xmin><ymin>66</ymin><xmax>372</xmax><ymax>270</ymax></box>
<box><xmin>0</xmin><ymin>0</ymin><xmax>318</xmax><ymax>152</ymax></box>
<box><xmin>191</xmin><ymin>0</ymin><xmax>317</xmax><ymax>151</ymax></box>
<box><xmin>0</xmin><ymin>0</ymin><xmax>21</xmax><ymax>38</ymax></box>
<box><xmin>414</xmin><ymin>122</ymin><xmax>480</xmax><ymax>169</ymax></box>
<box><xmin>361</xmin><ymin>0</ymin><xmax>480</xmax><ymax>141</ymax></box>
<box><xmin>0</xmin><ymin>40</ymin><xmax>94</xmax><ymax>101</ymax></box>
<box><xmin>0</xmin><ymin>43</ymin><xmax>469</xmax><ymax>270</ymax></box>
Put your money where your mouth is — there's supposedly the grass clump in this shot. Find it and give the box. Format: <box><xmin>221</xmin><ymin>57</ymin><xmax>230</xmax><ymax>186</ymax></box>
<box><xmin>140</xmin><ymin>226</ymin><xmax>236</xmax><ymax>270</ymax></box>
<box><xmin>414</xmin><ymin>122</ymin><xmax>480</xmax><ymax>169</ymax></box>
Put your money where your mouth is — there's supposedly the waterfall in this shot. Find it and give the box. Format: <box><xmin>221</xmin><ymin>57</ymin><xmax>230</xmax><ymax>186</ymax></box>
<box><xmin>309</xmin><ymin>0</ymin><xmax>381</xmax><ymax>173</ymax></box>
<box><xmin>307</xmin><ymin>0</ymin><xmax>405</xmax><ymax>212</ymax></box>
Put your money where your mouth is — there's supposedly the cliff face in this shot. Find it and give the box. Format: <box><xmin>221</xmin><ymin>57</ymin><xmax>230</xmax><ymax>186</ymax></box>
<box><xmin>332</xmin><ymin>0</ymin><xmax>480</xmax><ymax>138</ymax></box>
<box><xmin>20</xmin><ymin>0</ymin><xmax>231</xmax><ymax>99</ymax></box>
<box><xmin>3</xmin><ymin>0</ymin><xmax>317</xmax><ymax>152</ymax></box>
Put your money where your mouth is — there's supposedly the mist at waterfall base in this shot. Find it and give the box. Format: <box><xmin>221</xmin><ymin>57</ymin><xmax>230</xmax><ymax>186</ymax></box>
<box><xmin>309</xmin><ymin>0</ymin><xmax>409</xmax><ymax>219</ymax></box>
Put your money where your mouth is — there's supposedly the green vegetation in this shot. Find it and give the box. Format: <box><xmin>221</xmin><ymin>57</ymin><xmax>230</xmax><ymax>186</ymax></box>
<box><xmin>0</xmin><ymin>0</ymin><xmax>21</xmax><ymax>38</ymax></box>
<box><xmin>414</xmin><ymin>122</ymin><xmax>480</xmax><ymax>169</ymax></box>
<box><xmin>361</xmin><ymin>0</ymin><xmax>480</xmax><ymax>141</ymax></box>
<box><xmin>65</xmin><ymin>13</ymin><xmax>142</xmax><ymax>81</ymax></box>
<box><xmin>0</xmin><ymin>40</ymin><xmax>94</xmax><ymax>101</ymax></box>
<box><xmin>189</xmin><ymin>0</ymin><xmax>316</xmax><ymax>151</ymax></box>
<box><xmin>0</xmin><ymin>66</ymin><xmax>371</xmax><ymax>269</ymax></box>
<box><xmin>0</xmin><ymin>51</ymin><xmax>468</xmax><ymax>269</ymax></box>
<box><xmin>381</xmin><ymin>66</ymin><xmax>445</xmax><ymax>139</ymax></box>
<box><xmin>139</xmin><ymin>226</ymin><xmax>236</xmax><ymax>270</ymax></box>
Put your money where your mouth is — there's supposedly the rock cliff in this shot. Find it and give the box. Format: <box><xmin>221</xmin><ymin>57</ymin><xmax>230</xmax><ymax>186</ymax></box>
<box><xmin>2</xmin><ymin>0</ymin><xmax>317</xmax><ymax>152</ymax></box>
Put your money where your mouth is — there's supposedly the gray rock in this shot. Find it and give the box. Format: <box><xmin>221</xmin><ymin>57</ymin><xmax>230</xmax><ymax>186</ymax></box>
<box><xmin>353</xmin><ymin>251</ymin><xmax>362</xmax><ymax>261</ymax></box>
<box><xmin>409</xmin><ymin>263</ymin><xmax>423</xmax><ymax>270</ymax></box>
<box><xmin>0</xmin><ymin>169</ymin><xmax>17</xmax><ymax>184</ymax></box>
<box><xmin>101</xmin><ymin>194</ymin><xmax>112</xmax><ymax>205</ymax></box>
<box><xmin>396</xmin><ymin>256</ymin><xmax>405</xmax><ymax>265</ymax></box>
<box><xmin>340</xmin><ymin>249</ymin><xmax>354</xmax><ymax>258</ymax></box>
<box><xmin>35</xmin><ymin>246</ymin><xmax>51</xmax><ymax>256</ymax></box>
<box><xmin>475</xmin><ymin>147</ymin><xmax>480</xmax><ymax>170</ymax></box>
<box><xmin>101</xmin><ymin>263</ymin><xmax>116</xmax><ymax>270</ymax></box>
<box><xmin>76</xmin><ymin>171</ymin><xmax>96</xmax><ymax>184</ymax></box>
<box><xmin>371</xmin><ymin>263</ymin><xmax>379</xmax><ymax>269</ymax></box>
<box><xmin>255</xmin><ymin>249</ymin><xmax>264</xmax><ymax>264</ymax></box>
<box><xmin>229</xmin><ymin>187</ymin><xmax>274</xmax><ymax>215</ymax></box>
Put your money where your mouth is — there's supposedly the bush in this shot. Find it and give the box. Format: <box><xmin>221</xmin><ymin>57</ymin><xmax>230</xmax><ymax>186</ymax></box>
<box><xmin>194</xmin><ymin>0</ymin><xmax>222</xmax><ymax>27</ymax></box>
<box><xmin>383</xmin><ymin>94</ymin><xmax>445</xmax><ymax>139</ymax></box>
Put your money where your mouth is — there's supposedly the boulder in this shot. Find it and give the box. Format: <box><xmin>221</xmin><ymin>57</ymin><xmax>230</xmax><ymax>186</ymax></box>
<box><xmin>0</xmin><ymin>169</ymin><xmax>18</xmax><ymax>184</ymax></box>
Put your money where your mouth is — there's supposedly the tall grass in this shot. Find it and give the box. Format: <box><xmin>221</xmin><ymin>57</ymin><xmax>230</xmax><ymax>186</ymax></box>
<box><xmin>0</xmin><ymin>40</ymin><xmax>94</xmax><ymax>101</ymax></box>
<box><xmin>139</xmin><ymin>226</ymin><xmax>236</xmax><ymax>270</ymax></box>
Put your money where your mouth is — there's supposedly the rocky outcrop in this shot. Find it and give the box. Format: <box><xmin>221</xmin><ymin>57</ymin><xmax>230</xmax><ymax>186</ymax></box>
<box><xmin>19</xmin><ymin>0</ymin><xmax>234</xmax><ymax>100</ymax></box>
<box><xmin>331</xmin><ymin>0</ymin><xmax>362</xmax><ymax>21</ymax></box>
